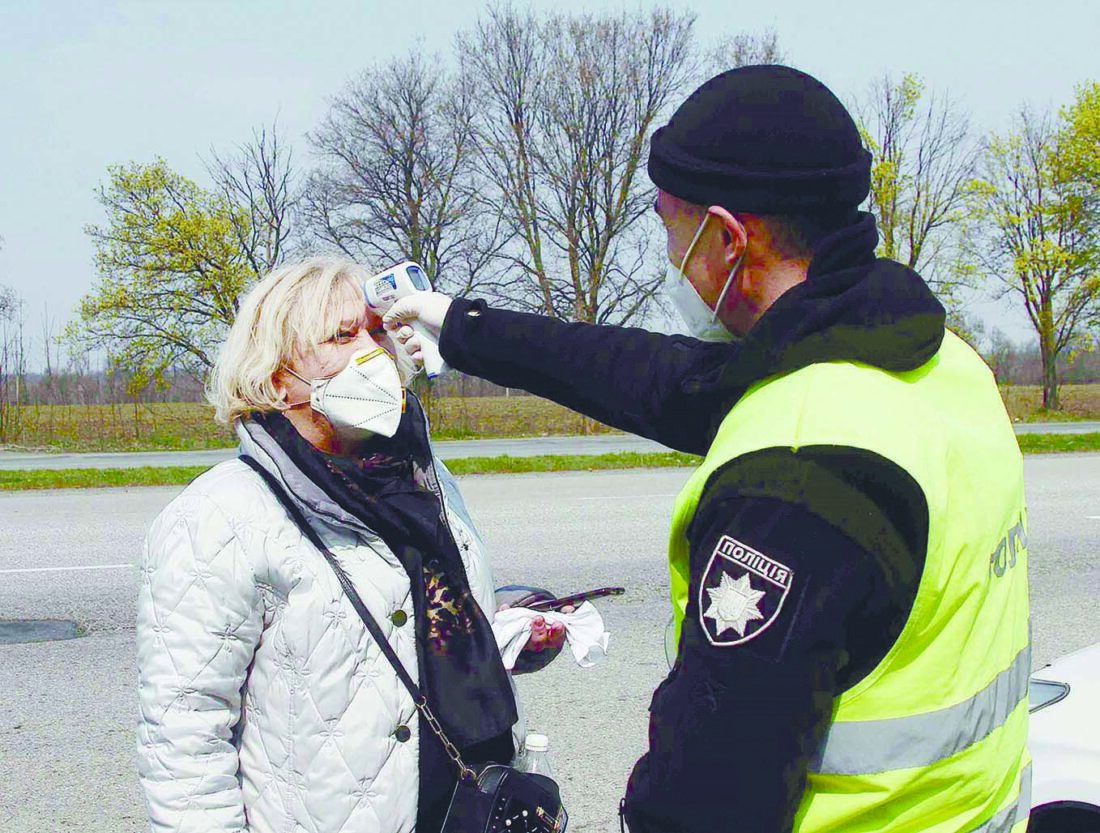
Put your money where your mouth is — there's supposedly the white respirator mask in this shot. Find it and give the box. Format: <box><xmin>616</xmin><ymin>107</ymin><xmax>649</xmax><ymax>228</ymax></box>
<box><xmin>285</xmin><ymin>347</ymin><xmax>406</xmax><ymax>440</ymax></box>
<box><xmin>664</xmin><ymin>214</ymin><xmax>742</xmax><ymax>343</ymax></box>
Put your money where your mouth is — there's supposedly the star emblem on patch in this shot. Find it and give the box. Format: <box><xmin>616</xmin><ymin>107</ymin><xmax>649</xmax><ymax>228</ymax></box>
<box><xmin>704</xmin><ymin>572</ymin><xmax>765</xmax><ymax>637</ymax></box>
<box><xmin>698</xmin><ymin>535</ymin><xmax>794</xmax><ymax>647</ymax></box>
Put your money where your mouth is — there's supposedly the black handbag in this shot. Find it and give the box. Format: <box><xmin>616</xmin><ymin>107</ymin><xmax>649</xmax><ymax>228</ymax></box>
<box><xmin>239</xmin><ymin>456</ymin><xmax>569</xmax><ymax>833</ymax></box>
<box><xmin>440</xmin><ymin>764</ymin><xmax>566</xmax><ymax>833</ymax></box>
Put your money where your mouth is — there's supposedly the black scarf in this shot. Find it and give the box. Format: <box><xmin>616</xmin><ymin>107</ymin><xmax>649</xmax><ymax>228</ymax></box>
<box><xmin>254</xmin><ymin>401</ymin><xmax>518</xmax><ymax>755</ymax></box>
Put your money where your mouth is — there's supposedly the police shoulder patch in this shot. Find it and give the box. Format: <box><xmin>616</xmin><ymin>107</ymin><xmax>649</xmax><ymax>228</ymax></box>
<box><xmin>698</xmin><ymin>535</ymin><xmax>794</xmax><ymax>647</ymax></box>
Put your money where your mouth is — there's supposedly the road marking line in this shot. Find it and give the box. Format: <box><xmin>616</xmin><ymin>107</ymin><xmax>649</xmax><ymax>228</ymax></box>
<box><xmin>0</xmin><ymin>563</ymin><xmax>133</xmax><ymax>574</ymax></box>
<box><xmin>1087</xmin><ymin>515</ymin><xmax>1100</xmax><ymax>520</ymax></box>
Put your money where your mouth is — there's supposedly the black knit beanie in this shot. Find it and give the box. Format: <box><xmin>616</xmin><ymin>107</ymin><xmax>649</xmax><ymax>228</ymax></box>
<box><xmin>648</xmin><ymin>65</ymin><xmax>871</xmax><ymax>215</ymax></box>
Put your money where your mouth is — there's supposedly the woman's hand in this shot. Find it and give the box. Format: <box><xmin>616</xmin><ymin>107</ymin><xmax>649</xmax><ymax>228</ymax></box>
<box><xmin>497</xmin><ymin>603</ymin><xmax>575</xmax><ymax>654</ymax></box>
<box><xmin>524</xmin><ymin>614</ymin><xmax>566</xmax><ymax>653</ymax></box>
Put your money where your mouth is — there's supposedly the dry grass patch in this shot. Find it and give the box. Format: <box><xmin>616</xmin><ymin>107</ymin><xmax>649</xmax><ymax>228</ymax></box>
<box><xmin>4</xmin><ymin>385</ymin><xmax>1100</xmax><ymax>454</ymax></box>
<box><xmin>423</xmin><ymin>395</ymin><xmax>619</xmax><ymax>439</ymax></box>
<box><xmin>1</xmin><ymin>396</ymin><xmax>616</xmax><ymax>452</ymax></box>
<box><xmin>999</xmin><ymin>384</ymin><xmax>1100</xmax><ymax>422</ymax></box>
<box><xmin>3</xmin><ymin>403</ymin><xmax>233</xmax><ymax>452</ymax></box>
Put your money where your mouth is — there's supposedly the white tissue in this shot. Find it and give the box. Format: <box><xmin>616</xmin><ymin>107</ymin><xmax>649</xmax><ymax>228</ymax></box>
<box><xmin>492</xmin><ymin>601</ymin><xmax>611</xmax><ymax>670</ymax></box>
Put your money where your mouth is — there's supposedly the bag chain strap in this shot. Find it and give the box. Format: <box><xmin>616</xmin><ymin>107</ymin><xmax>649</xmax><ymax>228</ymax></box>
<box><xmin>239</xmin><ymin>455</ymin><xmax>478</xmax><ymax>781</ymax></box>
<box><xmin>418</xmin><ymin>695</ymin><xmax>475</xmax><ymax>779</ymax></box>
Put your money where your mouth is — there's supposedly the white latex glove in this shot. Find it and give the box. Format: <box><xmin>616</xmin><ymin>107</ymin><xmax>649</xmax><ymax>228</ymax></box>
<box><xmin>382</xmin><ymin>292</ymin><xmax>454</xmax><ymax>372</ymax></box>
<box><xmin>382</xmin><ymin>292</ymin><xmax>454</xmax><ymax>338</ymax></box>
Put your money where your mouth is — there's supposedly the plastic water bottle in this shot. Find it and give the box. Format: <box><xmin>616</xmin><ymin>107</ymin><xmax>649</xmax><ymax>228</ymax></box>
<box><xmin>516</xmin><ymin>732</ymin><xmax>554</xmax><ymax>778</ymax></box>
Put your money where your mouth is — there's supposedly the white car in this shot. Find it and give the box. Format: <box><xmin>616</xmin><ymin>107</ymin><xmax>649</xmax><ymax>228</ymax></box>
<box><xmin>1028</xmin><ymin>641</ymin><xmax>1100</xmax><ymax>831</ymax></box>
<box><xmin>664</xmin><ymin>620</ymin><xmax>1100</xmax><ymax>829</ymax></box>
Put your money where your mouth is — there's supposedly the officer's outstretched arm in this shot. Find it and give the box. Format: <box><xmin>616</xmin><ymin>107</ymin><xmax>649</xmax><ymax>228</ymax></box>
<box><xmin>436</xmin><ymin>298</ymin><xmax>740</xmax><ymax>456</ymax></box>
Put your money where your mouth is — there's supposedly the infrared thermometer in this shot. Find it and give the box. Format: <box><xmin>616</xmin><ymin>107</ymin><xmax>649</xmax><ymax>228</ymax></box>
<box><xmin>363</xmin><ymin>261</ymin><xmax>447</xmax><ymax>379</ymax></box>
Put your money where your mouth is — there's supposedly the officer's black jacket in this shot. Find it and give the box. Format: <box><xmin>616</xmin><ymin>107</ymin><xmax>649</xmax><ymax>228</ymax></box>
<box><xmin>437</xmin><ymin>211</ymin><xmax>948</xmax><ymax>832</ymax></box>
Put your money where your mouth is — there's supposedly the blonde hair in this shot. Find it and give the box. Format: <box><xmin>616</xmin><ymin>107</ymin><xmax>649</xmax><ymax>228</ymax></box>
<box><xmin>207</xmin><ymin>256</ymin><xmax>373</xmax><ymax>426</ymax></box>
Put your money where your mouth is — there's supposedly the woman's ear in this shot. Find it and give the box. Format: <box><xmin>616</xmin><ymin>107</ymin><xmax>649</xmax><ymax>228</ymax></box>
<box><xmin>271</xmin><ymin>367</ymin><xmax>291</xmax><ymax>403</ymax></box>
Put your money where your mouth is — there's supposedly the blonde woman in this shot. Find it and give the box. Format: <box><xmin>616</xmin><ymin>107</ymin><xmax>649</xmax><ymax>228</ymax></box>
<box><xmin>136</xmin><ymin>257</ymin><xmax>564</xmax><ymax>833</ymax></box>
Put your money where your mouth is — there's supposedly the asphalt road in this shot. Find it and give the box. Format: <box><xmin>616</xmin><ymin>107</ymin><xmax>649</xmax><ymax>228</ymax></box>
<box><xmin>1</xmin><ymin>422</ymin><xmax>1098</xmax><ymax>470</ymax></box>
<box><xmin>1013</xmin><ymin>421</ymin><xmax>1100</xmax><ymax>434</ymax></box>
<box><xmin>1</xmin><ymin>457</ymin><xmax>1098</xmax><ymax>832</ymax></box>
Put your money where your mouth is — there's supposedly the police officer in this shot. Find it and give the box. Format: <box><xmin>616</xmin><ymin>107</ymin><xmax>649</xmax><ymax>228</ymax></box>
<box><xmin>385</xmin><ymin>65</ymin><xmax>1031</xmax><ymax>833</ymax></box>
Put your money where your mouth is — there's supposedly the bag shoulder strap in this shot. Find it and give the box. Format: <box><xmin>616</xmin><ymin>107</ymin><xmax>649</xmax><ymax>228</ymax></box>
<box><xmin>238</xmin><ymin>455</ymin><xmax>420</xmax><ymax>694</ymax></box>
<box><xmin>237</xmin><ymin>454</ymin><xmax>476</xmax><ymax>777</ymax></box>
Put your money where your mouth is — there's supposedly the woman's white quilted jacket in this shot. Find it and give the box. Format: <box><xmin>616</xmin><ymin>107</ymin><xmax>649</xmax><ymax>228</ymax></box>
<box><xmin>136</xmin><ymin>420</ymin><xmax>523</xmax><ymax>833</ymax></box>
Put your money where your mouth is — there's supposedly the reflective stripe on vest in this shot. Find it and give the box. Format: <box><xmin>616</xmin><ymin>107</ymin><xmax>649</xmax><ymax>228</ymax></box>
<box><xmin>967</xmin><ymin>764</ymin><xmax>1032</xmax><ymax>833</ymax></box>
<box><xmin>814</xmin><ymin>644</ymin><xmax>1031</xmax><ymax>775</ymax></box>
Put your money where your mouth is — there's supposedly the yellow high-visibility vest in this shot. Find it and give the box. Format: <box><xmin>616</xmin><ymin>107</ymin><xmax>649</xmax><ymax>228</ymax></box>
<box><xmin>669</xmin><ymin>331</ymin><xmax>1031</xmax><ymax>832</ymax></box>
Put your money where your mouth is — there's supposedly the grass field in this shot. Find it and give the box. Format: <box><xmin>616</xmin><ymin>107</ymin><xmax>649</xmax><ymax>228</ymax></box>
<box><xmin>2</xmin><ymin>384</ymin><xmax>1099</xmax><ymax>454</ymax></box>
<box><xmin>1015</xmin><ymin>432</ymin><xmax>1100</xmax><ymax>454</ymax></box>
<box><xmin>0</xmin><ymin>452</ymin><xmax>706</xmax><ymax>491</ymax></box>
<box><xmin>1</xmin><ymin>437</ymin><xmax>1096</xmax><ymax>491</ymax></box>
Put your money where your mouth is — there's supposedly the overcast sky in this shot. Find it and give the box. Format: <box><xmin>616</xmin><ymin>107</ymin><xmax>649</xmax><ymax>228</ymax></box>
<box><xmin>1</xmin><ymin>0</ymin><xmax>1097</xmax><ymax>363</ymax></box>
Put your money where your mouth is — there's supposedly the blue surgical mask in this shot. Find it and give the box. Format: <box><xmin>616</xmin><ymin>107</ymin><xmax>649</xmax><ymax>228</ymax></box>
<box><xmin>664</xmin><ymin>214</ymin><xmax>742</xmax><ymax>342</ymax></box>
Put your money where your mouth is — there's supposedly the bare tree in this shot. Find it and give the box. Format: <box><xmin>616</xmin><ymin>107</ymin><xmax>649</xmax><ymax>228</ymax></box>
<box><xmin>459</xmin><ymin>6</ymin><xmax>696</xmax><ymax>324</ymax></box>
<box><xmin>453</xmin><ymin>9</ymin><xmax>550</xmax><ymax>310</ymax></box>
<box><xmin>302</xmin><ymin>10</ymin><xmax>782</xmax><ymax>322</ymax></box>
<box><xmin>0</xmin><ymin>287</ymin><xmax>19</xmax><ymax>329</ymax></box>
<box><xmin>702</xmin><ymin>27</ymin><xmax>785</xmax><ymax>76</ymax></box>
<box><xmin>304</xmin><ymin>51</ymin><xmax>495</xmax><ymax>295</ymax></box>
<box><xmin>982</xmin><ymin>328</ymin><xmax>1029</xmax><ymax>385</ymax></box>
<box><xmin>0</xmin><ymin>284</ymin><xmax>26</xmax><ymax>442</ymax></box>
<box><xmin>36</xmin><ymin>303</ymin><xmax>62</xmax><ymax>405</ymax></box>
<box><xmin>962</xmin><ymin>107</ymin><xmax>1100</xmax><ymax>409</ymax></box>
<box><xmin>208</xmin><ymin>123</ymin><xmax>300</xmax><ymax>276</ymax></box>
<box><xmin>856</xmin><ymin>73</ymin><xmax>978</xmax><ymax>291</ymax></box>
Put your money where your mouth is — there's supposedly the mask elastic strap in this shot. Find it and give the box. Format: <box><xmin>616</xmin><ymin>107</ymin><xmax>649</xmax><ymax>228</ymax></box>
<box><xmin>282</xmin><ymin>364</ymin><xmax>313</xmax><ymax>409</ymax></box>
<box><xmin>284</xmin><ymin>365</ymin><xmax>310</xmax><ymax>385</ymax></box>
<box><xmin>710</xmin><ymin>252</ymin><xmax>745</xmax><ymax>324</ymax></box>
<box><xmin>679</xmin><ymin>214</ymin><xmax>711</xmax><ymax>274</ymax></box>
<box><xmin>681</xmin><ymin>212</ymin><xmax>744</xmax><ymax>325</ymax></box>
